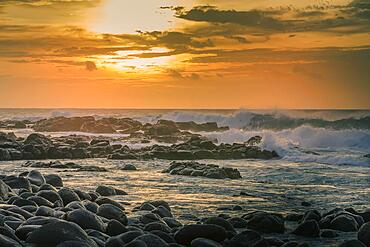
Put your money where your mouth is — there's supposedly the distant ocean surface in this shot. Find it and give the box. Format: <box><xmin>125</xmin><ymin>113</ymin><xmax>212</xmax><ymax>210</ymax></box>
<box><xmin>0</xmin><ymin>108</ymin><xmax>369</xmax><ymax>166</ymax></box>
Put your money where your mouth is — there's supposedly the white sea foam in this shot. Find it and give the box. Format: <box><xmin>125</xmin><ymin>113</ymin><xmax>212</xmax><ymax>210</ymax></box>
<box><xmin>201</xmin><ymin>126</ymin><xmax>370</xmax><ymax>166</ymax></box>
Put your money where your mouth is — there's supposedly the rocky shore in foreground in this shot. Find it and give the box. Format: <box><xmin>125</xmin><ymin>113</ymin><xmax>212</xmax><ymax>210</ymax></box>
<box><xmin>0</xmin><ymin>170</ymin><xmax>369</xmax><ymax>247</ymax></box>
<box><xmin>0</xmin><ymin>132</ymin><xmax>278</xmax><ymax>161</ymax></box>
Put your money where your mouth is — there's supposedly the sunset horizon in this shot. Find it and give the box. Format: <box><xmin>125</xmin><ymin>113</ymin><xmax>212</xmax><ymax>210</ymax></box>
<box><xmin>0</xmin><ymin>1</ymin><xmax>369</xmax><ymax>247</ymax></box>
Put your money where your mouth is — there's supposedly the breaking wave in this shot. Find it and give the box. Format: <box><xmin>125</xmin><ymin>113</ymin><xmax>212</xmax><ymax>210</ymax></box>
<box><xmin>201</xmin><ymin>126</ymin><xmax>370</xmax><ymax>166</ymax></box>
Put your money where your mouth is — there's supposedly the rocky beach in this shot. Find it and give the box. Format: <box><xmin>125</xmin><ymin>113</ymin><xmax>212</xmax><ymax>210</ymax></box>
<box><xmin>0</xmin><ymin>110</ymin><xmax>370</xmax><ymax>247</ymax></box>
<box><xmin>0</xmin><ymin>110</ymin><xmax>369</xmax><ymax>247</ymax></box>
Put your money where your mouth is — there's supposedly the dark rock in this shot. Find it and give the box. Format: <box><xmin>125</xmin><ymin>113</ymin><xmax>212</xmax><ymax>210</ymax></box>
<box><xmin>292</xmin><ymin>220</ymin><xmax>320</xmax><ymax>237</ymax></box>
<box><xmin>245</xmin><ymin>212</ymin><xmax>285</xmax><ymax>233</ymax></box>
<box><xmin>105</xmin><ymin>231</ymin><xmax>143</xmax><ymax>247</ymax></box>
<box><xmin>122</xmin><ymin>164</ymin><xmax>137</xmax><ymax>171</ymax></box>
<box><xmin>106</xmin><ymin>219</ymin><xmax>127</xmax><ymax>236</ymax></box>
<box><xmin>1</xmin><ymin>176</ymin><xmax>31</xmax><ymax>190</ymax></box>
<box><xmin>339</xmin><ymin>240</ymin><xmax>367</xmax><ymax>247</ymax></box>
<box><xmin>320</xmin><ymin>229</ymin><xmax>338</xmax><ymax>238</ymax></box>
<box><xmin>330</xmin><ymin>215</ymin><xmax>359</xmax><ymax>232</ymax></box>
<box><xmin>58</xmin><ymin>188</ymin><xmax>81</xmax><ymax>205</ymax></box>
<box><xmin>66</xmin><ymin>209</ymin><xmax>105</xmax><ymax>231</ymax></box>
<box><xmin>358</xmin><ymin>222</ymin><xmax>370</xmax><ymax>247</ymax></box>
<box><xmin>96</xmin><ymin>185</ymin><xmax>127</xmax><ymax>196</ymax></box>
<box><xmin>134</xmin><ymin>233</ymin><xmax>169</xmax><ymax>247</ymax></box>
<box><xmin>228</xmin><ymin>230</ymin><xmax>262</xmax><ymax>247</ymax></box>
<box><xmin>204</xmin><ymin>216</ymin><xmax>235</xmax><ymax>232</ymax></box>
<box><xmin>163</xmin><ymin>161</ymin><xmax>242</xmax><ymax>179</ymax></box>
<box><xmin>26</xmin><ymin>170</ymin><xmax>45</xmax><ymax>186</ymax></box>
<box><xmin>0</xmin><ymin>234</ymin><xmax>22</xmax><ymax>247</ymax></box>
<box><xmin>26</xmin><ymin>220</ymin><xmax>92</xmax><ymax>246</ymax></box>
<box><xmin>174</xmin><ymin>224</ymin><xmax>227</xmax><ymax>245</ymax></box>
<box><xmin>97</xmin><ymin>204</ymin><xmax>128</xmax><ymax>225</ymax></box>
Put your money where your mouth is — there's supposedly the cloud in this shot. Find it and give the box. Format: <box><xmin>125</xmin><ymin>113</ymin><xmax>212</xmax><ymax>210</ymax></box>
<box><xmin>168</xmin><ymin>69</ymin><xmax>200</xmax><ymax>80</ymax></box>
<box><xmin>85</xmin><ymin>61</ymin><xmax>97</xmax><ymax>71</ymax></box>
<box><xmin>167</xmin><ymin>1</ymin><xmax>370</xmax><ymax>34</ymax></box>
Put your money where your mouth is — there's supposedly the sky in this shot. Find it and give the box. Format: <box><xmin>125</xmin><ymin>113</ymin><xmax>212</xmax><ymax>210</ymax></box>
<box><xmin>0</xmin><ymin>0</ymin><xmax>369</xmax><ymax>109</ymax></box>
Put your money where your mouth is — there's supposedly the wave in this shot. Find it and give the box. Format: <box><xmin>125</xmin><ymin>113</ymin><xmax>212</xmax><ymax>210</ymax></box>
<box><xmin>153</xmin><ymin>109</ymin><xmax>370</xmax><ymax>131</ymax></box>
<box><xmin>200</xmin><ymin>126</ymin><xmax>370</xmax><ymax>166</ymax></box>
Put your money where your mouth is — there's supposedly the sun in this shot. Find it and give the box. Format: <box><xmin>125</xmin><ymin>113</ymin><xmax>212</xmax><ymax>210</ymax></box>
<box><xmin>94</xmin><ymin>47</ymin><xmax>174</xmax><ymax>73</ymax></box>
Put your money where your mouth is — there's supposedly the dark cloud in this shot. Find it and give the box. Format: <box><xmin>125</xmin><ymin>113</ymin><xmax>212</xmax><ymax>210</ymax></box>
<box><xmin>168</xmin><ymin>69</ymin><xmax>200</xmax><ymax>80</ymax></box>
<box><xmin>167</xmin><ymin>1</ymin><xmax>370</xmax><ymax>34</ymax></box>
<box><xmin>85</xmin><ymin>61</ymin><xmax>97</xmax><ymax>71</ymax></box>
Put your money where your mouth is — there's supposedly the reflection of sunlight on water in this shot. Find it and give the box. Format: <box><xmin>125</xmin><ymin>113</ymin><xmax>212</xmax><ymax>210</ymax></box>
<box><xmin>1</xmin><ymin>158</ymin><xmax>369</xmax><ymax>220</ymax></box>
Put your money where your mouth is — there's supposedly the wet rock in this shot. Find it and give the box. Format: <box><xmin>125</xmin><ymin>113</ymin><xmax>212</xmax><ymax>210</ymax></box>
<box><xmin>26</xmin><ymin>170</ymin><xmax>45</xmax><ymax>186</ymax></box>
<box><xmin>58</xmin><ymin>188</ymin><xmax>81</xmax><ymax>205</ymax></box>
<box><xmin>204</xmin><ymin>216</ymin><xmax>235</xmax><ymax>233</ymax></box>
<box><xmin>26</xmin><ymin>220</ymin><xmax>93</xmax><ymax>246</ymax></box>
<box><xmin>191</xmin><ymin>238</ymin><xmax>223</xmax><ymax>247</ymax></box>
<box><xmin>122</xmin><ymin>164</ymin><xmax>137</xmax><ymax>171</ymax></box>
<box><xmin>228</xmin><ymin>230</ymin><xmax>262</xmax><ymax>247</ymax></box>
<box><xmin>320</xmin><ymin>229</ymin><xmax>339</xmax><ymax>238</ymax></box>
<box><xmin>97</xmin><ymin>204</ymin><xmax>128</xmax><ymax>225</ymax></box>
<box><xmin>1</xmin><ymin>176</ymin><xmax>31</xmax><ymax>190</ymax></box>
<box><xmin>292</xmin><ymin>220</ymin><xmax>320</xmax><ymax>237</ymax></box>
<box><xmin>330</xmin><ymin>215</ymin><xmax>359</xmax><ymax>232</ymax></box>
<box><xmin>105</xmin><ymin>231</ymin><xmax>143</xmax><ymax>247</ymax></box>
<box><xmin>339</xmin><ymin>240</ymin><xmax>367</xmax><ymax>247</ymax></box>
<box><xmin>163</xmin><ymin>161</ymin><xmax>242</xmax><ymax>179</ymax></box>
<box><xmin>0</xmin><ymin>180</ymin><xmax>11</xmax><ymax>200</ymax></box>
<box><xmin>0</xmin><ymin>234</ymin><xmax>22</xmax><ymax>247</ymax></box>
<box><xmin>228</xmin><ymin>217</ymin><xmax>248</xmax><ymax>228</ymax></box>
<box><xmin>358</xmin><ymin>222</ymin><xmax>370</xmax><ymax>247</ymax></box>
<box><xmin>106</xmin><ymin>219</ymin><xmax>127</xmax><ymax>236</ymax></box>
<box><xmin>244</xmin><ymin>212</ymin><xmax>285</xmax><ymax>233</ymax></box>
<box><xmin>96</xmin><ymin>185</ymin><xmax>127</xmax><ymax>196</ymax></box>
<box><xmin>66</xmin><ymin>208</ymin><xmax>105</xmax><ymax>231</ymax></box>
<box><xmin>134</xmin><ymin>233</ymin><xmax>169</xmax><ymax>247</ymax></box>
<box><xmin>174</xmin><ymin>224</ymin><xmax>227</xmax><ymax>245</ymax></box>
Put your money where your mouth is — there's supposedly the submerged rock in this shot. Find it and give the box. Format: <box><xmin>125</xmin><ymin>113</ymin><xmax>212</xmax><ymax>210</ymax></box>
<box><xmin>163</xmin><ymin>161</ymin><xmax>242</xmax><ymax>179</ymax></box>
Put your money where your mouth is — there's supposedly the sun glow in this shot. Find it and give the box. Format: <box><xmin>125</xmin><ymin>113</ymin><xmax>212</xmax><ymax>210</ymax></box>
<box><xmin>90</xmin><ymin>0</ymin><xmax>185</xmax><ymax>34</ymax></box>
<box><xmin>95</xmin><ymin>47</ymin><xmax>174</xmax><ymax>73</ymax></box>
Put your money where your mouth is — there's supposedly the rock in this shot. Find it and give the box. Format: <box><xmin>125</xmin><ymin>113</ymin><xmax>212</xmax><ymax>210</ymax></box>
<box><xmin>358</xmin><ymin>222</ymin><xmax>370</xmax><ymax>247</ymax></box>
<box><xmin>97</xmin><ymin>204</ymin><xmax>128</xmax><ymax>225</ymax></box>
<box><xmin>58</xmin><ymin>188</ymin><xmax>81</xmax><ymax>205</ymax></box>
<box><xmin>320</xmin><ymin>229</ymin><xmax>338</xmax><ymax>238</ymax></box>
<box><xmin>1</xmin><ymin>176</ymin><xmax>31</xmax><ymax>190</ymax></box>
<box><xmin>339</xmin><ymin>240</ymin><xmax>367</xmax><ymax>247</ymax></box>
<box><xmin>122</xmin><ymin>164</ymin><xmax>137</xmax><ymax>171</ymax></box>
<box><xmin>24</xmin><ymin>133</ymin><xmax>52</xmax><ymax>146</ymax></box>
<box><xmin>0</xmin><ymin>180</ymin><xmax>10</xmax><ymax>200</ymax></box>
<box><xmin>228</xmin><ymin>230</ymin><xmax>262</xmax><ymax>246</ymax></box>
<box><xmin>292</xmin><ymin>220</ymin><xmax>320</xmax><ymax>237</ymax></box>
<box><xmin>26</xmin><ymin>170</ymin><xmax>45</xmax><ymax>186</ymax></box>
<box><xmin>96</xmin><ymin>185</ymin><xmax>127</xmax><ymax>196</ymax></box>
<box><xmin>228</xmin><ymin>217</ymin><xmax>248</xmax><ymax>228</ymax></box>
<box><xmin>204</xmin><ymin>216</ymin><xmax>235</xmax><ymax>232</ymax></box>
<box><xmin>105</xmin><ymin>231</ymin><xmax>143</xmax><ymax>247</ymax></box>
<box><xmin>134</xmin><ymin>233</ymin><xmax>169</xmax><ymax>247</ymax></box>
<box><xmin>174</xmin><ymin>224</ymin><xmax>227</xmax><ymax>245</ymax></box>
<box><xmin>330</xmin><ymin>215</ymin><xmax>359</xmax><ymax>232</ymax></box>
<box><xmin>0</xmin><ymin>234</ymin><xmax>22</xmax><ymax>247</ymax></box>
<box><xmin>106</xmin><ymin>219</ymin><xmax>127</xmax><ymax>236</ymax></box>
<box><xmin>191</xmin><ymin>238</ymin><xmax>223</xmax><ymax>247</ymax></box>
<box><xmin>66</xmin><ymin>209</ymin><xmax>105</xmax><ymax>231</ymax></box>
<box><xmin>152</xmin><ymin>206</ymin><xmax>173</xmax><ymax>218</ymax></box>
<box><xmin>26</xmin><ymin>220</ymin><xmax>92</xmax><ymax>246</ymax></box>
<box><xmin>245</xmin><ymin>212</ymin><xmax>285</xmax><ymax>233</ymax></box>
<box><xmin>37</xmin><ymin>189</ymin><xmax>63</xmax><ymax>204</ymax></box>
<box><xmin>163</xmin><ymin>161</ymin><xmax>242</xmax><ymax>179</ymax></box>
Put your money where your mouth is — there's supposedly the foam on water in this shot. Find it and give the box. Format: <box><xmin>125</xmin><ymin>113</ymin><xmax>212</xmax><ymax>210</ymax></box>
<box><xmin>201</xmin><ymin>126</ymin><xmax>370</xmax><ymax>166</ymax></box>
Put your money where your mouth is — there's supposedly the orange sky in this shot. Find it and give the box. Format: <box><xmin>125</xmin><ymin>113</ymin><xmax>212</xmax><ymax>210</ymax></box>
<box><xmin>0</xmin><ymin>0</ymin><xmax>369</xmax><ymax>108</ymax></box>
